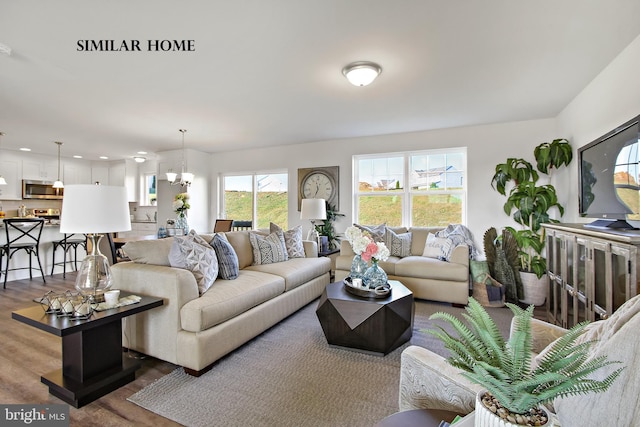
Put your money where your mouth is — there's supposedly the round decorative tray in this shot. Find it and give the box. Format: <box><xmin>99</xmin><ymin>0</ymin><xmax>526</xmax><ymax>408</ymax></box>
<box><xmin>343</xmin><ymin>277</ymin><xmax>392</xmax><ymax>299</ymax></box>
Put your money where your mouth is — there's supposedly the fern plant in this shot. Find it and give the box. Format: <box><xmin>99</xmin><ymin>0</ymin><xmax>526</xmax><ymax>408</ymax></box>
<box><xmin>428</xmin><ymin>298</ymin><xmax>624</xmax><ymax>416</ymax></box>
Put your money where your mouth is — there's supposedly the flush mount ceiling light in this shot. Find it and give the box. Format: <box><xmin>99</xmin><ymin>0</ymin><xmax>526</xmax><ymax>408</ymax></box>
<box><xmin>0</xmin><ymin>42</ymin><xmax>11</xmax><ymax>56</ymax></box>
<box><xmin>166</xmin><ymin>129</ymin><xmax>194</xmax><ymax>187</ymax></box>
<box><xmin>133</xmin><ymin>156</ymin><xmax>146</xmax><ymax>163</ymax></box>
<box><xmin>342</xmin><ymin>61</ymin><xmax>382</xmax><ymax>86</ymax></box>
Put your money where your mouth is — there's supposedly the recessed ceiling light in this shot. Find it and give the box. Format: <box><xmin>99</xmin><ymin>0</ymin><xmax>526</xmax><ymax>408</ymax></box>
<box><xmin>99</xmin><ymin>156</ymin><xmax>109</xmax><ymax>160</ymax></box>
<box><xmin>20</xmin><ymin>147</ymin><xmax>31</xmax><ymax>152</ymax></box>
<box><xmin>73</xmin><ymin>155</ymin><xmax>83</xmax><ymax>159</ymax></box>
<box><xmin>137</xmin><ymin>151</ymin><xmax>147</xmax><ymax>155</ymax></box>
<box><xmin>133</xmin><ymin>156</ymin><xmax>146</xmax><ymax>163</ymax></box>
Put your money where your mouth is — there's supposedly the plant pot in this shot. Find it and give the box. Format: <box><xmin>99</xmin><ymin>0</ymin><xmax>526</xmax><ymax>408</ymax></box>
<box><xmin>519</xmin><ymin>271</ymin><xmax>548</xmax><ymax>306</ymax></box>
<box><xmin>475</xmin><ymin>390</ymin><xmax>548</xmax><ymax>427</ymax></box>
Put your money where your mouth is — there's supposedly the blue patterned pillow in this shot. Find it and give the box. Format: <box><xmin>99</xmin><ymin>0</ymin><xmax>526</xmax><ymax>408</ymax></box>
<box><xmin>249</xmin><ymin>230</ymin><xmax>288</xmax><ymax>265</ymax></box>
<box><xmin>210</xmin><ymin>233</ymin><xmax>239</xmax><ymax>280</ymax></box>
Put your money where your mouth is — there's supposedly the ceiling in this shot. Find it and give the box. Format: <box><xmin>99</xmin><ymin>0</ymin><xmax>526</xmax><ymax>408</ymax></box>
<box><xmin>1</xmin><ymin>1</ymin><xmax>639</xmax><ymax>161</ymax></box>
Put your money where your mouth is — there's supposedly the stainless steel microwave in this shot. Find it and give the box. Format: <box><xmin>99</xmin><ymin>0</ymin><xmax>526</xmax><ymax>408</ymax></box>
<box><xmin>22</xmin><ymin>180</ymin><xmax>64</xmax><ymax>200</ymax></box>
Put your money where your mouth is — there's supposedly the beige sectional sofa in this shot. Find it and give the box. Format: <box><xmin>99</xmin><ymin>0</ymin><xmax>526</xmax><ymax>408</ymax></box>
<box><xmin>111</xmin><ymin>230</ymin><xmax>331</xmax><ymax>375</ymax></box>
<box><xmin>334</xmin><ymin>227</ymin><xmax>470</xmax><ymax>305</ymax></box>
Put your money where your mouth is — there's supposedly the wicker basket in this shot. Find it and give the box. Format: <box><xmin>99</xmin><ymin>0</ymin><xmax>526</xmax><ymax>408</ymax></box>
<box><xmin>472</xmin><ymin>273</ymin><xmax>505</xmax><ymax>308</ymax></box>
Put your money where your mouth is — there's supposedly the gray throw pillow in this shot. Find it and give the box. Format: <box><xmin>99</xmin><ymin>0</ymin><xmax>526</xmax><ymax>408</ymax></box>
<box><xmin>249</xmin><ymin>230</ymin><xmax>288</xmax><ymax>265</ymax></box>
<box><xmin>384</xmin><ymin>228</ymin><xmax>412</xmax><ymax>257</ymax></box>
<box><xmin>270</xmin><ymin>222</ymin><xmax>305</xmax><ymax>258</ymax></box>
<box><xmin>354</xmin><ymin>223</ymin><xmax>386</xmax><ymax>242</ymax></box>
<box><xmin>169</xmin><ymin>230</ymin><xmax>219</xmax><ymax>295</ymax></box>
<box><xmin>211</xmin><ymin>233</ymin><xmax>239</xmax><ymax>280</ymax></box>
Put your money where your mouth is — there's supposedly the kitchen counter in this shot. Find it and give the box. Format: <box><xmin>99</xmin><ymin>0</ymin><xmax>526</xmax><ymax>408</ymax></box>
<box><xmin>131</xmin><ymin>220</ymin><xmax>157</xmax><ymax>224</ymax></box>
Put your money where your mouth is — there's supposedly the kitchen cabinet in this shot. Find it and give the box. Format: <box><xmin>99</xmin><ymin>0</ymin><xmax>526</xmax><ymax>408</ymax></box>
<box><xmin>109</xmin><ymin>159</ymin><xmax>137</xmax><ymax>202</ymax></box>
<box><xmin>23</xmin><ymin>157</ymin><xmax>58</xmax><ymax>181</ymax></box>
<box><xmin>63</xmin><ymin>163</ymin><xmax>92</xmax><ymax>185</ymax></box>
<box><xmin>0</xmin><ymin>158</ymin><xmax>22</xmax><ymax>200</ymax></box>
<box><xmin>91</xmin><ymin>165</ymin><xmax>109</xmax><ymax>185</ymax></box>
<box><xmin>118</xmin><ymin>222</ymin><xmax>157</xmax><ymax>238</ymax></box>
<box><xmin>544</xmin><ymin>223</ymin><xmax>639</xmax><ymax>329</ymax></box>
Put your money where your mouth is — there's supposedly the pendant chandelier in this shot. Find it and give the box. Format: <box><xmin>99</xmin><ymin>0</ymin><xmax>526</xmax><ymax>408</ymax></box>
<box><xmin>0</xmin><ymin>132</ymin><xmax>6</xmax><ymax>186</ymax></box>
<box><xmin>166</xmin><ymin>129</ymin><xmax>194</xmax><ymax>186</ymax></box>
<box><xmin>53</xmin><ymin>141</ymin><xmax>64</xmax><ymax>188</ymax></box>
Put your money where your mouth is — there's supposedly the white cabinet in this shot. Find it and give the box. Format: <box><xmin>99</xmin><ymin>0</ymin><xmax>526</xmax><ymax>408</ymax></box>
<box><xmin>23</xmin><ymin>157</ymin><xmax>58</xmax><ymax>181</ymax></box>
<box><xmin>63</xmin><ymin>163</ymin><xmax>92</xmax><ymax>185</ymax></box>
<box><xmin>0</xmin><ymin>158</ymin><xmax>22</xmax><ymax>200</ymax></box>
<box><xmin>544</xmin><ymin>223</ymin><xmax>639</xmax><ymax>329</ymax></box>
<box><xmin>91</xmin><ymin>165</ymin><xmax>109</xmax><ymax>185</ymax></box>
<box><xmin>109</xmin><ymin>160</ymin><xmax>137</xmax><ymax>202</ymax></box>
<box><xmin>118</xmin><ymin>222</ymin><xmax>157</xmax><ymax>238</ymax></box>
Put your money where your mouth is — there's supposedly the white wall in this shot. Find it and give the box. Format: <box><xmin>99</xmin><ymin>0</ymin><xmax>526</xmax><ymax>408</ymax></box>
<box><xmin>557</xmin><ymin>34</ymin><xmax>640</xmax><ymax>223</ymax></box>
<box><xmin>212</xmin><ymin>118</ymin><xmax>558</xmax><ymax>243</ymax></box>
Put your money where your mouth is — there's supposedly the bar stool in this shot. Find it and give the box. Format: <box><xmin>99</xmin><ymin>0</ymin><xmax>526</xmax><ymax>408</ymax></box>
<box><xmin>1</xmin><ymin>218</ymin><xmax>46</xmax><ymax>288</ymax></box>
<box><xmin>50</xmin><ymin>233</ymin><xmax>87</xmax><ymax>278</ymax></box>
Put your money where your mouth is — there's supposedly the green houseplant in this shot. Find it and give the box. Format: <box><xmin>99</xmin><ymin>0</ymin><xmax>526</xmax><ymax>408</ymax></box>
<box><xmin>429</xmin><ymin>298</ymin><xmax>623</xmax><ymax>426</ymax></box>
<box><xmin>490</xmin><ymin>139</ymin><xmax>572</xmax><ymax>279</ymax></box>
<box><xmin>314</xmin><ymin>202</ymin><xmax>344</xmax><ymax>250</ymax></box>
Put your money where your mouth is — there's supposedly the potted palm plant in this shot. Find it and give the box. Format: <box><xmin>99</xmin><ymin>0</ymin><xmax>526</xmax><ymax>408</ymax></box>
<box><xmin>490</xmin><ymin>139</ymin><xmax>572</xmax><ymax>305</ymax></box>
<box><xmin>429</xmin><ymin>298</ymin><xmax>623</xmax><ymax>427</ymax></box>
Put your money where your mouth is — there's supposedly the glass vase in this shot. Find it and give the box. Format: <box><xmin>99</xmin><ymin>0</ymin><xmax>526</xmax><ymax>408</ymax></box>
<box><xmin>363</xmin><ymin>259</ymin><xmax>388</xmax><ymax>289</ymax></box>
<box><xmin>350</xmin><ymin>254</ymin><xmax>368</xmax><ymax>280</ymax></box>
<box><xmin>175</xmin><ymin>213</ymin><xmax>189</xmax><ymax>235</ymax></box>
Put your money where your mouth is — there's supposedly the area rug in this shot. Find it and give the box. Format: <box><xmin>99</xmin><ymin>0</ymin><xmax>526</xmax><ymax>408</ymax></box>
<box><xmin>128</xmin><ymin>299</ymin><xmax>513</xmax><ymax>427</ymax></box>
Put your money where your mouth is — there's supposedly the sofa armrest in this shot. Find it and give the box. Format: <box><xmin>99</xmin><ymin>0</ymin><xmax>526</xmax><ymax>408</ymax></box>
<box><xmin>508</xmin><ymin>317</ymin><xmax>567</xmax><ymax>353</ymax></box>
<box><xmin>303</xmin><ymin>240</ymin><xmax>318</xmax><ymax>258</ymax></box>
<box><xmin>449</xmin><ymin>244</ymin><xmax>470</xmax><ymax>267</ymax></box>
<box><xmin>340</xmin><ymin>239</ymin><xmax>355</xmax><ymax>256</ymax></box>
<box><xmin>399</xmin><ymin>345</ymin><xmax>480</xmax><ymax>414</ymax></box>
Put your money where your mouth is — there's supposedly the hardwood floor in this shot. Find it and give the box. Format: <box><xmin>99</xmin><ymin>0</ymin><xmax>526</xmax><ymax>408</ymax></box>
<box><xmin>0</xmin><ymin>273</ymin><xmax>181</xmax><ymax>426</ymax></box>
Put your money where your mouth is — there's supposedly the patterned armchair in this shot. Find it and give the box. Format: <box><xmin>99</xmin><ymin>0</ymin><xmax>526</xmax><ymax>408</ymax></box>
<box><xmin>399</xmin><ymin>295</ymin><xmax>640</xmax><ymax>426</ymax></box>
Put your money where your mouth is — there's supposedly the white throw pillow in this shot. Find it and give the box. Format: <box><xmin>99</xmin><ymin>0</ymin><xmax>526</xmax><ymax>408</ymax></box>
<box><xmin>169</xmin><ymin>230</ymin><xmax>219</xmax><ymax>295</ymax></box>
<box><xmin>422</xmin><ymin>233</ymin><xmax>451</xmax><ymax>260</ymax></box>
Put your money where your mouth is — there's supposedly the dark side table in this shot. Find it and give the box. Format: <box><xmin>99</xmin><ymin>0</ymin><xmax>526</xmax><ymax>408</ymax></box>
<box><xmin>12</xmin><ymin>293</ymin><xmax>163</xmax><ymax>408</ymax></box>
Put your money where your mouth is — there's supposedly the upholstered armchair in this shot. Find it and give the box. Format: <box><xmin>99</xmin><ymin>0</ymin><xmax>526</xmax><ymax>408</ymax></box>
<box><xmin>399</xmin><ymin>295</ymin><xmax>640</xmax><ymax>426</ymax></box>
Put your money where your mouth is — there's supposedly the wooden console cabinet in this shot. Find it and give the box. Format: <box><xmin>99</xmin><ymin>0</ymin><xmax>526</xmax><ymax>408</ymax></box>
<box><xmin>543</xmin><ymin>223</ymin><xmax>640</xmax><ymax>328</ymax></box>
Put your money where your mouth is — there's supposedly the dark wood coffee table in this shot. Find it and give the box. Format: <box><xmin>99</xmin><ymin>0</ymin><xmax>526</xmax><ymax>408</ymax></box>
<box><xmin>12</xmin><ymin>292</ymin><xmax>163</xmax><ymax>408</ymax></box>
<box><xmin>316</xmin><ymin>280</ymin><xmax>414</xmax><ymax>355</ymax></box>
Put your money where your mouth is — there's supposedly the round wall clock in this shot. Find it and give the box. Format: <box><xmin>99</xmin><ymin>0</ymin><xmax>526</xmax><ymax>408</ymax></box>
<box><xmin>298</xmin><ymin>166</ymin><xmax>339</xmax><ymax>210</ymax></box>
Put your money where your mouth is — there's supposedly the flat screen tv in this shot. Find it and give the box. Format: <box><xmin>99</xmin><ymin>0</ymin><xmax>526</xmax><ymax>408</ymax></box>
<box><xmin>579</xmin><ymin>114</ymin><xmax>640</xmax><ymax>229</ymax></box>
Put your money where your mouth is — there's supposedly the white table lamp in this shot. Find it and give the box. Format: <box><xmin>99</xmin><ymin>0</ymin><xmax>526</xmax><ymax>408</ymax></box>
<box><xmin>300</xmin><ymin>198</ymin><xmax>327</xmax><ymax>245</ymax></box>
<box><xmin>60</xmin><ymin>184</ymin><xmax>131</xmax><ymax>296</ymax></box>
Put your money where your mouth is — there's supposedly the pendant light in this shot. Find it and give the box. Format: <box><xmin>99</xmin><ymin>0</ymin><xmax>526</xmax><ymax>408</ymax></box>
<box><xmin>0</xmin><ymin>132</ymin><xmax>7</xmax><ymax>186</ymax></box>
<box><xmin>166</xmin><ymin>129</ymin><xmax>194</xmax><ymax>186</ymax></box>
<box><xmin>53</xmin><ymin>141</ymin><xmax>64</xmax><ymax>188</ymax></box>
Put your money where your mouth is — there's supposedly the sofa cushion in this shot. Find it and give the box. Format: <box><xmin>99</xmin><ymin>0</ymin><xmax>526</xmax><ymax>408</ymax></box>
<box><xmin>223</xmin><ymin>231</ymin><xmax>254</xmax><ymax>269</ymax></box>
<box><xmin>122</xmin><ymin>237</ymin><xmax>175</xmax><ymax>266</ymax></box>
<box><xmin>249</xmin><ymin>230</ymin><xmax>288</xmax><ymax>265</ymax></box>
<box><xmin>354</xmin><ymin>223</ymin><xmax>386</xmax><ymax>242</ymax></box>
<box><xmin>180</xmin><ymin>270</ymin><xmax>285</xmax><ymax>332</ymax></box>
<box><xmin>395</xmin><ymin>256</ymin><xmax>469</xmax><ymax>282</ymax></box>
<box><xmin>270</xmin><ymin>223</ymin><xmax>305</xmax><ymax>259</ymax></box>
<box><xmin>246</xmin><ymin>256</ymin><xmax>331</xmax><ymax>291</ymax></box>
<box><xmin>385</xmin><ymin>228</ymin><xmax>412</xmax><ymax>257</ymax></box>
<box><xmin>210</xmin><ymin>233</ymin><xmax>239</xmax><ymax>280</ymax></box>
<box><xmin>169</xmin><ymin>231</ymin><xmax>219</xmax><ymax>295</ymax></box>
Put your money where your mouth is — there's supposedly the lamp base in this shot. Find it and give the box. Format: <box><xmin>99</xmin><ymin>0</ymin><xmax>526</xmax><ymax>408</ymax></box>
<box><xmin>74</xmin><ymin>235</ymin><xmax>113</xmax><ymax>296</ymax></box>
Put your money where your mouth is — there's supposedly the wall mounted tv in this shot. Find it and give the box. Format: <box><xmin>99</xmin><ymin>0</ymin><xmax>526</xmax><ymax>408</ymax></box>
<box><xmin>579</xmin><ymin>114</ymin><xmax>640</xmax><ymax>229</ymax></box>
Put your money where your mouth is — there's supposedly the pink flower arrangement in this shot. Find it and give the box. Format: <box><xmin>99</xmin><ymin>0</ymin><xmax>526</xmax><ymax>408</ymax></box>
<box><xmin>344</xmin><ymin>226</ymin><xmax>390</xmax><ymax>263</ymax></box>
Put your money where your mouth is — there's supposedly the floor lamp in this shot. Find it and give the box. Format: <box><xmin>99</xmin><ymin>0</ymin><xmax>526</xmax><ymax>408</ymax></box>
<box><xmin>60</xmin><ymin>184</ymin><xmax>131</xmax><ymax>298</ymax></box>
<box><xmin>300</xmin><ymin>198</ymin><xmax>327</xmax><ymax>248</ymax></box>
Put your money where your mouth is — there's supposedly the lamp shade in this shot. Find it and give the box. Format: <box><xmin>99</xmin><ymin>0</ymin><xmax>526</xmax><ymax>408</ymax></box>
<box><xmin>60</xmin><ymin>185</ymin><xmax>131</xmax><ymax>233</ymax></box>
<box><xmin>300</xmin><ymin>198</ymin><xmax>327</xmax><ymax>220</ymax></box>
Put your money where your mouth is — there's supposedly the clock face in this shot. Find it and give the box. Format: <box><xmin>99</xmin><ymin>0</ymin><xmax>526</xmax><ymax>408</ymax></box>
<box><xmin>302</xmin><ymin>172</ymin><xmax>334</xmax><ymax>200</ymax></box>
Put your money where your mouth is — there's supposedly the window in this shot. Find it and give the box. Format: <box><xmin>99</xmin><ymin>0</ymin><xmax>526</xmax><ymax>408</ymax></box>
<box><xmin>354</xmin><ymin>148</ymin><xmax>466</xmax><ymax>227</ymax></box>
<box><xmin>141</xmin><ymin>173</ymin><xmax>157</xmax><ymax>206</ymax></box>
<box><xmin>222</xmin><ymin>172</ymin><xmax>288</xmax><ymax>229</ymax></box>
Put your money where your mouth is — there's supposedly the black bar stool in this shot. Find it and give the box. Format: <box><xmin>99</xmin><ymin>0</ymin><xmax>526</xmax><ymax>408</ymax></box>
<box><xmin>50</xmin><ymin>233</ymin><xmax>87</xmax><ymax>278</ymax></box>
<box><xmin>1</xmin><ymin>218</ymin><xmax>47</xmax><ymax>288</ymax></box>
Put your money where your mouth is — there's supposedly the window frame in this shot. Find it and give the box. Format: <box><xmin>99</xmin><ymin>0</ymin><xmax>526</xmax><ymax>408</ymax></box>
<box><xmin>353</xmin><ymin>147</ymin><xmax>467</xmax><ymax>227</ymax></box>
